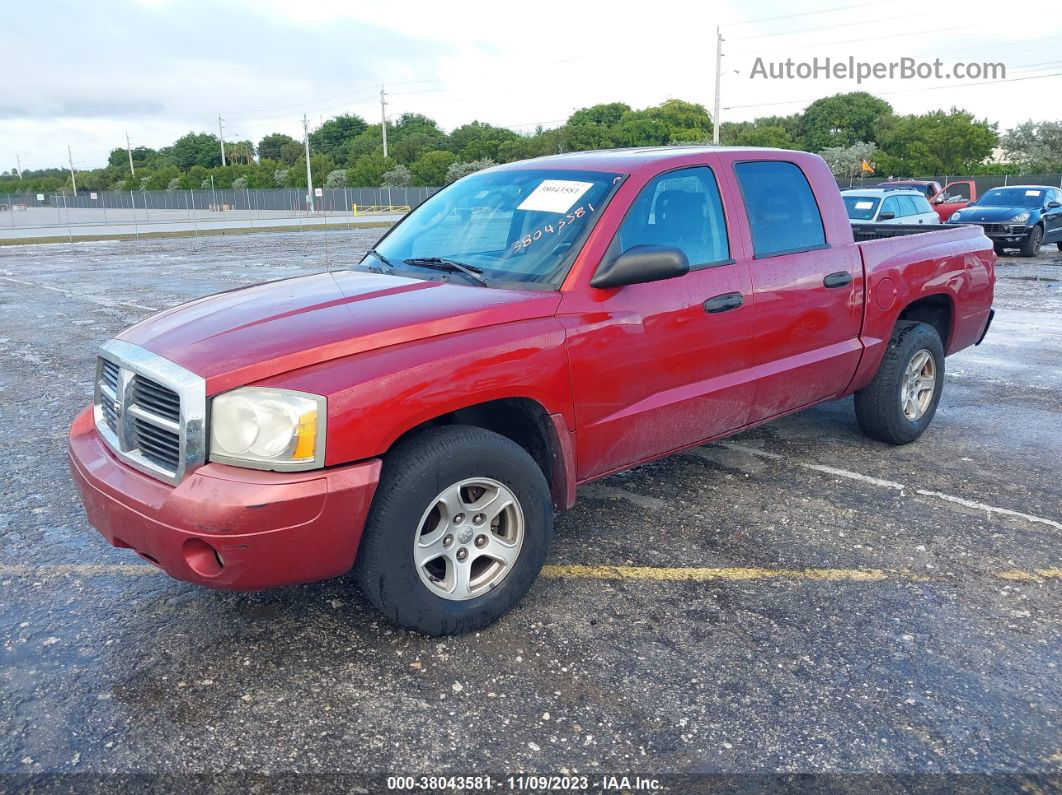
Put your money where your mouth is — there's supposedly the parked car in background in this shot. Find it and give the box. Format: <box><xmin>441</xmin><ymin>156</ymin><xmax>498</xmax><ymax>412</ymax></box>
<box><xmin>69</xmin><ymin>147</ymin><xmax>995</xmax><ymax>635</ymax></box>
<box><xmin>878</xmin><ymin>179</ymin><xmax>977</xmax><ymax>221</ymax></box>
<box><xmin>947</xmin><ymin>185</ymin><xmax>1062</xmax><ymax>256</ymax></box>
<box><xmin>842</xmin><ymin>188</ymin><xmax>940</xmax><ymax>226</ymax></box>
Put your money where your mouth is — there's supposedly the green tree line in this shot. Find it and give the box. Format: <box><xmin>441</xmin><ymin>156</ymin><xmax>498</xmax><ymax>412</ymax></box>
<box><xmin>3</xmin><ymin>92</ymin><xmax>1058</xmax><ymax>195</ymax></box>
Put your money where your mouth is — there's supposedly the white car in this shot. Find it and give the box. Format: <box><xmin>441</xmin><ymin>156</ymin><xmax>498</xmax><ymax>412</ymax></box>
<box><xmin>842</xmin><ymin>188</ymin><xmax>940</xmax><ymax>225</ymax></box>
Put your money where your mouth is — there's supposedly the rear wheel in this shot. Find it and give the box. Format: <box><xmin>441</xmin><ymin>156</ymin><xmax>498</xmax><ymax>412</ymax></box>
<box><xmin>1056</xmin><ymin>241</ymin><xmax>1062</xmax><ymax>252</ymax></box>
<box><xmin>1020</xmin><ymin>225</ymin><xmax>1043</xmax><ymax>257</ymax></box>
<box><xmin>855</xmin><ymin>321</ymin><xmax>945</xmax><ymax>445</ymax></box>
<box><xmin>355</xmin><ymin>426</ymin><xmax>552</xmax><ymax>636</ymax></box>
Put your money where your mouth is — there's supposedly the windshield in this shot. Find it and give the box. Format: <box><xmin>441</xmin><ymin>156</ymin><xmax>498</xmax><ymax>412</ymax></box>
<box><xmin>362</xmin><ymin>168</ymin><xmax>622</xmax><ymax>288</ymax></box>
<box><xmin>843</xmin><ymin>195</ymin><xmax>881</xmax><ymax>221</ymax></box>
<box><xmin>975</xmin><ymin>187</ymin><xmax>1047</xmax><ymax>208</ymax></box>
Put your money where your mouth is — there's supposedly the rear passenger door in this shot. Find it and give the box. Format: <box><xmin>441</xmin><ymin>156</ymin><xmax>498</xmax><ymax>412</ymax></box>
<box><xmin>879</xmin><ymin>195</ymin><xmax>903</xmax><ymax>223</ymax></box>
<box><xmin>729</xmin><ymin>159</ymin><xmax>864</xmax><ymax>423</ymax></box>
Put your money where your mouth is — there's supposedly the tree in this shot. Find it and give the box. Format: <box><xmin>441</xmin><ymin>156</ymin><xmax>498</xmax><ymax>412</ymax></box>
<box><xmin>258</xmin><ymin>133</ymin><xmax>300</xmax><ymax>162</ymax></box>
<box><xmin>389</xmin><ymin>113</ymin><xmax>448</xmax><ymax>164</ymax></box>
<box><xmin>410</xmin><ymin>150</ymin><xmax>457</xmax><ymax>186</ymax></box>
<box><xmin>445</xmin><ymin>159</ymin><xmax>496</xmax><ymax>184</ymax></box>
<box><xmin>273</xmin><ymin>168</ymin><xmax>289</xmax><ymax>187</ymax></box>
<box><xmin>165</xmin><ymin>132</ymin><xmax>223</xmax><ymax>169</ymax></box>
<box><xmin>381</xmin><ymin>164</ymin><xmax>412</xmax><ymax>187</ymax></box>
<box><xmin>820</xmin><ymin>142</ymin><xmax>877</xmax><ymax>179</ymax></box>
<box><xmin>232</xmin><ymin>176</ymin><xmax>248</xmax><ymax>190</ymax></box>
<box><xmin>448</xmin><ymin>121</ymin><xmax>520</xmax><ymax>162</ymax></box>
<box><xmin>877</xmin><ymin>109</ymin><xmax>998</xmax><ymax>175</ymax></box>
<box><xmin>324</xmin><ymin>169</ymin><xmax>347</xmax><ymax>188</ymax></box>
<box><xmin>346</xmin><ymin>153</ymin><xmax>396</xmax><ymax>187</ymax></box>
<box><xmin>1001</xmin><ymin>121</ymin><xmax>1062</xmax><ymax>172</ymax></box>
<box><xmin>797</xmin><ymin>92</ymin><xmax>893</xmax><ymax>151</ymax></box>
<box><xmin>309</xmin><ymin>114</ymin><xmax>368</xmax><ymax>157</ymax></box>
<box><xmin>720</xmin><ymin>121</ymin><xmax>797</xmax><ymax>149</ymax></box>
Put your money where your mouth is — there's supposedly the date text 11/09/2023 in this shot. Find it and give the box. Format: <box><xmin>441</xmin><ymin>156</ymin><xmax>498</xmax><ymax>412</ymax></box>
<box><xmin>385</xmin><ymin>774</ymin><xmax>664</xmax><ymax>791</ymax></box>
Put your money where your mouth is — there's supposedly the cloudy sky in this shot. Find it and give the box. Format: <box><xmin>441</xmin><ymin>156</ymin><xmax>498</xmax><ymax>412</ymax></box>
<box><xmin>6</xmin><ymin>0</ymin><xmax>1062</xmax><ymax>171</ymax></box>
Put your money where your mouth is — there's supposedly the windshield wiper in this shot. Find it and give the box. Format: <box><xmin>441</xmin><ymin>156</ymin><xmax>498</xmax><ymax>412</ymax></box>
<box><xmin>403</xmin><ymin>257</ymin><xmax>488</xmax><ymax>286</ymax></box>
<box><xmin>364</xmin><ymin>248</ymin><xmax>395</xmax><ymax>273</ymax></box>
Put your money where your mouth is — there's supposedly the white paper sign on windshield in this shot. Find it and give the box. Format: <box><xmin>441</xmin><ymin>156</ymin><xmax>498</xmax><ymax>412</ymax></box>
<box><xmin>517</xmin><ymin>180</ymin><xmax>594</xmax><ymax>213</ymax></box>
<box><xmin>1025</xmin><ymin>190</ymin><xmax>1042</xmax><ymax>197</ymax></box>
<box><xmin>855</xmin><ymin>201</ymin><xmax>874</xmax><ymax>210</ymax></box>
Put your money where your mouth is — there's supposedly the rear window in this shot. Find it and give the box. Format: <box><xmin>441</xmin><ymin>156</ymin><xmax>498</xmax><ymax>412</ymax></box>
<box><xmin>843</xmin><ymin>195</ymin><xmax>880</xmax><ymax>221</ymax></box>
<box><xmin>735</xmin><ymin>161</ymin><xmax>827</xmax><ymax>256</ymax></box>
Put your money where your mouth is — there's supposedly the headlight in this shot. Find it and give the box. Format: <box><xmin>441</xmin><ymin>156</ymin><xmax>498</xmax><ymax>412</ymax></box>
<box><xmin>1009</xmin><ymin>211</ymin><xmax>1030</xmax><ymax>223</ymax></box>
<box><xmin>949</xmin><ymin>211</ymin><xmax>962</xmax><ymax>222</ymax></box>
<box><xmin>209</xmin><ymin>387</ymin><xmax>326</xmax><ymax>470</ymax></box>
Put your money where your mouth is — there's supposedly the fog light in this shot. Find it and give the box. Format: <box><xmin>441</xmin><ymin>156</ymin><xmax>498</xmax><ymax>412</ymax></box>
<box><xmin>182</xmin><ymin>538</ymin><xmax>224</xmax><ymax>577</ymax></box>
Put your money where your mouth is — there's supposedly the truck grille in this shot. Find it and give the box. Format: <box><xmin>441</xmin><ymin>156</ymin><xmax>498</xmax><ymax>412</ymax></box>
<box><xmin>93</xmin><ymin>340</ymin><xmax>206</xmax><ymax>485</ymax></box>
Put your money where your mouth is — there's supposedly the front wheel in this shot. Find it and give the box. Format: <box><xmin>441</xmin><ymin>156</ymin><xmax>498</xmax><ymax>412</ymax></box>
<box><xmin>1056</xmin><ymin>241</ymin><xmax>1062</xmax><ymax>252</ymax></box>
<box><xmin>355</xmin><ymin>426</ymin><xmax>552</xmax><ymax>635</ymax></box>
<box><xmin>854</xmin><ymin>321</ymin><xmax>945</xmax><ymax>445</ymax></box>
<box><xmin>1020</xmin><ymin>225</ymin><xmax>1043</xmax><ymax>257</ymax></box>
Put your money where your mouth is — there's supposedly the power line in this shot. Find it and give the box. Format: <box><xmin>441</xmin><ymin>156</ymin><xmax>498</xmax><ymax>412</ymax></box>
<box><xmin>725</xmin><ymin>1</ymin><xmax>882</xmax><ymax>27</ymax></box>
<box><xmin>727</xmin><ymin>24</ymin><xmax>972</xmax><ymax>56</ymax></box>
<box><xmin>729</xmin><ymin>13</ymin><xmax>919</xmax><ymax>40</ymax></box>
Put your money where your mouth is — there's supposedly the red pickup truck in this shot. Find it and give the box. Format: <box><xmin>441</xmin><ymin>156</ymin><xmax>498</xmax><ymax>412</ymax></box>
<box><xmin>69</xmin><ymin>147</ymin><xmax>995</xmax><ymax>635</ymax></box>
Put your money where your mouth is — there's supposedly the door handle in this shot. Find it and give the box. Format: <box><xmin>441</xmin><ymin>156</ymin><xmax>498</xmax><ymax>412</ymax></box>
<box><xmin>703</xmin><ymin>292</ymin><xmax>744</xmax><ymax>314</ymax></box>
<box><xmin>823</xmin><ymin>271</ymin><xmax>853</xmax><ymax>288</ymax></box>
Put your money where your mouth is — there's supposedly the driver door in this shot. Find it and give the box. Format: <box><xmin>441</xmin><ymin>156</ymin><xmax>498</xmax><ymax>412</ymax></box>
<box><xmin>560</xmin><ymin>163</ymin><xmax>757</xmax><ymax>480</ymax></box>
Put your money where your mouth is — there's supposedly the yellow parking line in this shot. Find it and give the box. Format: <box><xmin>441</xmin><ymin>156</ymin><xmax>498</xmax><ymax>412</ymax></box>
<box><xmin>996</xmin><ymin>568</ymin><xmax>1062</xmax><ymax>582</ymax></box>
<box><xmin>542</xmin><ymin>564</ymin><xmax>1062</xmax><ymax>583</ymax></box>
<box><xmin>1</xmin><ymin>563</ymin><xmax>1059</xmax><ymax>583</ymax></box>
<box><xmin>542</xmin><ymin>564</ymin><xmax>889</xmax><ymax>581</ymax></box>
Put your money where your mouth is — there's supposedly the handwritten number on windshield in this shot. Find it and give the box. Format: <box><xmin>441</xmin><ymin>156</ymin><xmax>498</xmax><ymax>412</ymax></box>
<box><xmin>511</xmin><ymin>203</ymin><xmax>596</xmax><ymax>253</ymax></box>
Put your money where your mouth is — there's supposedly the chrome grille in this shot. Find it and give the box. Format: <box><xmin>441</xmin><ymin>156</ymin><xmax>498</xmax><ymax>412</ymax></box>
<box><xmin>132</xmin><ymin>376</ymin><xmax>181</xmax><ymax>423</ymax></box>
<box><xmin>93</xmin><ymin>340</ymin><xmax>206</xmax><ymax>485</ymax></box>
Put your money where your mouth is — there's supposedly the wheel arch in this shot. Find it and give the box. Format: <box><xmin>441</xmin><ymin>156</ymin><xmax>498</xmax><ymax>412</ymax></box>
<box><xmin>896</xmin><ymin>292</ymin><xmax>954</xmax><ymax>352</ymax></box>
<box><xmin>388</xmin><ymin>396</ymin><xmax>575</xmax><ymax>512</ymax></box>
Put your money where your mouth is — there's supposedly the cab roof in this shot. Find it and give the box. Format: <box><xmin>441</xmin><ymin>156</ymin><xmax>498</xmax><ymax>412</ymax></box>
<box><xmin>841</xmin><ymin>188</ymin><xmax>924</xmax><ymax>198</ymax></box>
<box><xmin>496</xmin><ymin>145</ymin><xmax>804</xmax><ymax>174</ymax></box>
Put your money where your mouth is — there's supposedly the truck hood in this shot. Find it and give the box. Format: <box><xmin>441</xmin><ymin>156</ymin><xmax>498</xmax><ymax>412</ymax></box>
<box><xmin>957</xmin><ymin>206</ymin><xmax>1033</xmax><ymax>222</ymax></box>
<box><xmin>118</xmin><ymin>271</ymin><xmax>561</xmax><ymax>393</ymax></box>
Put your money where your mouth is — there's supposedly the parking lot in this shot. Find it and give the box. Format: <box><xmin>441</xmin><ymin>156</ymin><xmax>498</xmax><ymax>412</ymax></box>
<box><xmin>1</xmin><ymin>231</ymin><xmax>1059</xmax><ymax>785</ymax></box>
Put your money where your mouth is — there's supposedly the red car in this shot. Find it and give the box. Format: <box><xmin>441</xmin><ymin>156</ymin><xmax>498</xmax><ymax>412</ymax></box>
<box><xmin>69</xmin><ymin>147</ymin><xmax>995</xmax><ymax>635</ymax></box>
<box><xmin>877</xmin><ymin>179</ymin><xmax>978</xmax><ymax>222</ymax></box>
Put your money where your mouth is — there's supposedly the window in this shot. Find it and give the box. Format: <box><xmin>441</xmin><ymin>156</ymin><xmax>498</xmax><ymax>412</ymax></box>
<box><xmin>734</xmin><ymin>161</ymin><xmax>826</xmax><ymax>257</ymax></box>
<box><xmin>896</xmin><ymin>195</ymin><xmax>921</xmax><ymax>217</ymax></box>
<box><xmin>881</xmin><ymin>196</ymin><xmax>903</xmax><ymax>219</ymax></box>
<box><xmin>912</xmin><ymin>195</ymin><xmax>934</xmax><ymax>215</ymax></box>
<box><xmin>614</xmin><ymin>166</ymin><xmax>730</xmax><ymax>268</ymax></box>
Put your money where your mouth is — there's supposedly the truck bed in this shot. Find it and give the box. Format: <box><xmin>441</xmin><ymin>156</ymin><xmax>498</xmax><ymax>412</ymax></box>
<box><xmin>851</xmin><ymin>223</ymin><xmax>948</xmax><ymax>242</ymax></box>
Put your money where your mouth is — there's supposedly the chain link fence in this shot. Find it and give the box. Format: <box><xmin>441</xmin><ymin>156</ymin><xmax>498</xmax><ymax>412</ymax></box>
<box><xmin>0</xmin><ymin>186</ymin><xmax>440</xmax><ymax>234</ymax></box>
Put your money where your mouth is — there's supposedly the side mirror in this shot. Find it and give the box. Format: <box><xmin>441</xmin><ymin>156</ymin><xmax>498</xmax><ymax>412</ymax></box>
<box><xmin>591</xmin><ymin>244</ymin><xmax>690</xmax><ymax>289</ymax></box>
<box><xmin>1047</xmin><ymin>201</ymin><xmax>1061</xmax><ymax>209</ymax></box>
<box><xmin>878</xmin><ymin>211</ymin><xmax>896</xmax><ymax>221</ymax></box>
<box><xmin>932</xmin><ymin>196</ymin><xmax>944</xmax><ymax>204</ymax></box>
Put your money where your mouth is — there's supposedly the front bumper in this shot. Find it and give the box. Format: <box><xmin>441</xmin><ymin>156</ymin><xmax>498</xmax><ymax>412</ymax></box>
<box><xmin>68</xmin><ymin>407</ymin><xmax>381</xmax><ymax>590</ymax></box>
<box><xmin>951</xmin><ymin>221</ymin><xmax>1033</xmax><ymax>244</ymax></box>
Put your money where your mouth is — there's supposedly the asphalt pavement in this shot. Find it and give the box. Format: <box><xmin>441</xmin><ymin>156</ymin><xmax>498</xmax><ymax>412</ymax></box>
<box><xmin>0</xmin><ymin>231</ymin><xmax>1059</xmax><ymax>790</ymax></box>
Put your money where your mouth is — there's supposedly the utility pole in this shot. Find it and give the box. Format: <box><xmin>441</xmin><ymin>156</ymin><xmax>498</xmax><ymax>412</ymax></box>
<box><xmin>67</xmin><ymin>144</ymin><xmax>77</xmax><ymax>193</ymax></box>
<box><xmin>380</xmin><ymin>85</ymin><xmax>388</xmax><ymax>158</ymax></box>
<box><xmin>218</xmin><ymin>114</ymin><xmax>227</xmax><ymax>166</ymax></box>
<box><xmin>15</xmin><ymin>153</ymin><xmax>23</xmax><ymax>180</ymax></box>
<box><xmin>303</xmin><ymin>114</ymin><xmax>314</xmax><ymax>213</ymax></box>
<box><xmin>125</xmin><ymin>132</ymin><xmax>136</xmax><ymax>176</ymax></box>
<box><xmin>712</xmin><ymin>26</ymin><xmax>723</xmax><ymax>145</ymax></box>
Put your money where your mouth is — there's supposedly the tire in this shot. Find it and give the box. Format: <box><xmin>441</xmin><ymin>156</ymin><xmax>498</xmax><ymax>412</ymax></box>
<box><xmin>1019</xmin><ymin>225</ymin><xmax>1043</xmax><ymax>257</ymax></box>
<box><xmin>1056</xmin><ymin>241</ymin><xmax>1062</xmax><ymax>252</ymax></box>
<box><xmin>355</xmin><ymin>425</ymin><xmax>552</xmax><ymax>636</ymax></box>
<box><xmin>854</xmin><ymin>321</ymin><xmax>945</xmax><ymax>445</ymax></box>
